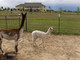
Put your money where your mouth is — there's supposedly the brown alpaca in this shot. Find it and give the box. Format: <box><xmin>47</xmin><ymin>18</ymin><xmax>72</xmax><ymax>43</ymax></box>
<box><xmin>0</xmin><ymin>13</ymin><xmax>27</xmax><ymax>55</ymax></box>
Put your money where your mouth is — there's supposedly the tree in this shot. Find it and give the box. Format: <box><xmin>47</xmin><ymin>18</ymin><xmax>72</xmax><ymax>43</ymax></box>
<box><xmin>22</xmin><ymin>7</ymin><xmax>24</xmax><ymax>11</ymax></box>
<box><xmin>1</xmin><ymin>6</ymin><xmax>3</xmax><ymax>10</ymax></box>
<box><xmin>0</xmin><ymin>8</ymin><xmax>1</xmax><ymax>11</ymax></box>
<box><xmin>13</xmin><ymin>8</ymin><xmax>16</xmax><ymax>11</ymax></box>
<box><xmin>7</xmin><ymin>7</ymin><xmax>10</xmax><ymax>11</ymax></box>
<box><xmin>11</xmin><ymin>9</ymin><xmax>13</xmax><ymax>13</ymax></box>
<box><xmin>48</xmin><ymin>6</ymin><xmax>52</xmax><ymax>13</ymax></box>
<box><xmin>59</xmin><ymin>8</ymin><xmax>63</xmax><ymax>13</ymax></box>
<box><xmin>18</xmin><ymin>9</ymin><xmax>20</xmax><ymax>11</ymax></box>
<box><xmin>4</xmin><ymin>8</ymin><xmax>7</xmax><ymax>11</ymax></box>
<box><xmin>49</xmin><ymin>6</ymin><xmax>51</xmax><ymax>9</ymax></box>
<box><xmin>30</xmin><ymin>7</ymin><xmax>32</xmax><ymax>12</ymax></box>
<box><xmin>77</xmin><ymin>7</ymin><xmax>80</xmax><ymax>14</ymax></box>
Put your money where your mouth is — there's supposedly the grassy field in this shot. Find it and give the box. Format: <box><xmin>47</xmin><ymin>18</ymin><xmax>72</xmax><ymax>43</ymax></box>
<box><xmin>0</xmin><ymin>11</ymin><xmax>80</xmax><ymax>35</ymax></box>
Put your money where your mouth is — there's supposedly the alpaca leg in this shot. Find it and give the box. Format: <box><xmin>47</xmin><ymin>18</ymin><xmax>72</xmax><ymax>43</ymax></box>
<box><xmin>41</xmin><ymin>39</ymin><xmax>45</xmax><ymax>48</ymax></box>
<box><xmin>39</xmin><ymin>39</ymin><xmax>45</xmax><ymax>47</ymax></box>
<box><xmin>39</xmin><ymin>39</ymin><xmax>43</xmax><ymax>46</ymax></box>
<box><xmin>32</xmin><ymin>38</ymin><xmax>36</xmax><ymax>46</ymax></box>
<box><xmin>32</xmin><ymin>36</ymin><xmax>36</xmax><ymax>46</ymax></box>
<box><xmin>42</xmin><ymin>40</ymin><xmax>45</xmax><ymax>48</ymax></box>
<box><xmin>15</xmin><ymin>40</ymin><xmax>18</xmax><ymax>53</ymax></box>
<box><xmin>0</xmin><ymin>38</ymin><xmax>4</xmax><ymax>55</ymax></box>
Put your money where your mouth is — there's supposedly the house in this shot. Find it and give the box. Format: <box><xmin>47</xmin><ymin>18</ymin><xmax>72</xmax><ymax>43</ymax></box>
<box><xmin>16</xmin><ymin>2</ymin><xmax>46</xmax><ymax>12</ymax></box>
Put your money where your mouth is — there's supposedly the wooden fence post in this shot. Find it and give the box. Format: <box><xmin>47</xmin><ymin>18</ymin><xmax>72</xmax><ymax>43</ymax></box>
<box><xmin>26</xmin><ymin>14</ymin><xmax>27</xmax><ymax>32</ymax></box>
<box><xmin>18</xmin><ymin>14</ymin><xmax>20</xmax><ymax>26</ymax></box>
<box><xmin>58</xmin><ymin>13</ymin><xmax>61</xmax><ymax>34</ymax></box>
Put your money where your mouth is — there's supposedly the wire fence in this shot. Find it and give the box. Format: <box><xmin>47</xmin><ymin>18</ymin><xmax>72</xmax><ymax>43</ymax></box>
<box><xmin>0</xmin><ymin>15</ymin><xmax>27</xmax><ymax>31</ymax></box>
<box><xmin>0</xmin><ymin>13</ymin><xmax>80</xmax><ymax>35</ymax></box>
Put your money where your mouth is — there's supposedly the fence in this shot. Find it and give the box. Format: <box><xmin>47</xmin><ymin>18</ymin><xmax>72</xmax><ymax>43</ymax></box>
<box><xmin>0</xmin><ymin>13</ymin><xmax>80</xmax><ymax>35</ymax></box>
<box><xmin>27</xmin><ymin>13</ymin><xmax>80</xmax><ymax>35</ymax></box>
<box><xmin>0</xmin><ymin>15</ymin><xmax>27</xmax><ymax>31</ymax></box>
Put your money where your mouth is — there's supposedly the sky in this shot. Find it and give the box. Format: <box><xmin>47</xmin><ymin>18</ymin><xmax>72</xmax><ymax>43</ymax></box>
<box><xmin>0</xmin><ymin>0</ymin><xmax>80</xmax><ymax>11</ymax></box>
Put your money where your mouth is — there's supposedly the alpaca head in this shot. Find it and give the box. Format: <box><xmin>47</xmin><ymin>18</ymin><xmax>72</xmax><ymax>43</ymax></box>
<box><xmin>49</xmin><ymin>27</ymin><xmax>53</xmax><ymax>32</ymax></box>
<box><xmin>21</xmin><ymin>13</ymin><xmax>27</xmax><ymax>19</ymax></box>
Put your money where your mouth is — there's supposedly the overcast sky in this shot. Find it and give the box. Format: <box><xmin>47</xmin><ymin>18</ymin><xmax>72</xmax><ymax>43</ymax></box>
<box><xmin>0</xmin><ymin>0</ymin><xmax>80</xmax><ymax>11</ymax></box>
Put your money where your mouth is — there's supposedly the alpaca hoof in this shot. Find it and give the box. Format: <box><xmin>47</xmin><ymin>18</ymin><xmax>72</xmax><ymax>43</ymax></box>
<box><xmin>5</xmin><ymin>52</ymin><xmax>16</xmax><ymax>59</ymax></box>
<box><xmin>2</xmin><ymin>52</ymin><xmax>5</xmax><ymax>56</ymax></box>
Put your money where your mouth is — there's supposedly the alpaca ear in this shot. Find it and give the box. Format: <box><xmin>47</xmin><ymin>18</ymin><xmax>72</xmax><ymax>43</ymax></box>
<box><xmin>49</xmin><ymin>27</ymin><xmax>51</xmax><ymax>30</ymax></box>
<box><xmin>50</xmin><ymin>27</ymin><xmax>53</xmax><ymax>30</ymax></box>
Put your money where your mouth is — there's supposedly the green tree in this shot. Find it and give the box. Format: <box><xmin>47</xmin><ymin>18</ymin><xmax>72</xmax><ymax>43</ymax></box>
<box><xmin>49</xmin><ymin>6</ymin><xmax>52</xmax><ymax>13</ymax></box>
<box><xmin>30</xmin><ymin>7</ymin><xmax>32</xmax><ymax>12</ymax></box>
<box><xmin>59</xmin><ymin>8</ymin><xmax>63</xmax><ymax>13</ymax></box>
<box><xmin>1</xmin><ymin>6</ymin><xmax>3</xmax><ymax>10</ymax></box>
<box><xmin>7</xmin><ymin>7</ymin><xmax>10</xmax><ymax>11</ymax></box>
<box><xmin>0</xmin><ymin>8</ymin><xmax>1</xmax><ymax>11</ymax></box>
<box><xmin>4</xmin><ymin>8</ymin><xmax>7</xmax><ymax>11</ymax></box>
<box><xmin>77</xmin><ymin>7</ymin><xmax>80</xmax><ymax>14</ymax></box>
<box><xmin>18</xmin><ymin>9</ymin><xmax>20</xmax><ymax>11</ymax></box>
<box><xmin>49</xmin><ymin>6</ymin><xmax>51</xmax><ymax>10</ymax></box>
<box><xmin>11</xmin><ymin>9</ymin><xmax>13</xmax><ymax>13</ymax></box>
<box><xmin>13</xmin><ymin>8</ymin><xmax>16</xmax><ymax>11</ymax></box>
<box><xmin>22</xmin><ymin>7</ymin><xmax>24</xmax><ymax>11</ymax></box>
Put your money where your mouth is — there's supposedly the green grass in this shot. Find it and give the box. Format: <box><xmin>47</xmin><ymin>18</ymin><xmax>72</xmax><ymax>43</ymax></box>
<box><xmin>0</xmin><ymin>11</ymin><xmax>80</xmax><ymax>35</ymax></box>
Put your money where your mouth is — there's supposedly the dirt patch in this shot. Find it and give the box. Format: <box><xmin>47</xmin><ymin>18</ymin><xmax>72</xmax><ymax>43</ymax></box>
<box><xmin>0</xmin><ymin>32</ymin><xmax>80</xmax><ymax>60</ymax></box>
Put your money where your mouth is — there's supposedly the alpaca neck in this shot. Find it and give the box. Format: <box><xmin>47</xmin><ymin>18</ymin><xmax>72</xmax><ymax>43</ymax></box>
<box><xmin>46</xmin><ymin>29</ymin><xmax>51</xmax><ymax>35</ymax></box>
<box><xmin>19</xmin><ymin>16</ymin><xmax>26</xmax><ymax>31</ymax></box>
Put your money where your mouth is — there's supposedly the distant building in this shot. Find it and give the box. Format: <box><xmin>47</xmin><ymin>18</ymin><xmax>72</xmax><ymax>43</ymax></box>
<box><xmin>16</xmin><ymin>2</ymin><xmax>46</xmax><ymax>12</ymax></box>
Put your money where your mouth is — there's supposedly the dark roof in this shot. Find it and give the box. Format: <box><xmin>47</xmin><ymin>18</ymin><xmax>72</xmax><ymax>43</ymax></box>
<box><xmin>16</xmin><ymin>3</ymin><xmax>46</xmax><ymax>7</ymax></box>
<box><xmin>16</xmin><ymin>4</ymin><xmax>24</xmax><ymax>7</ymax></box>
